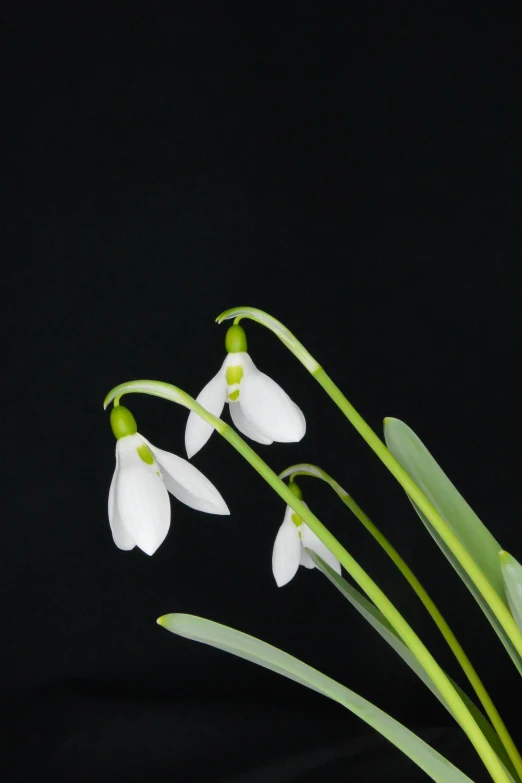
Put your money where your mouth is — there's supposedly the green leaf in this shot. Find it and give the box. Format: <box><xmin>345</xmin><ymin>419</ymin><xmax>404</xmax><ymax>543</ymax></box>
<box><xmin>158</xmin><ymin>613</ymin><xmax>475</xmax><ymax>783</ymax></box>
<box><xmin>500</xmin><ymin>551</ymin><xmax>522</xmax><ymax>633</ymax></box>
<box><xmin>309</xmin><ymin>551</ymin><xmax>517</xmax><ymax>778</ymax></box>
<box><xmin>384</xmin><ymin>418</ymin><xmax>522</xmax><ymax>675</ymax></box>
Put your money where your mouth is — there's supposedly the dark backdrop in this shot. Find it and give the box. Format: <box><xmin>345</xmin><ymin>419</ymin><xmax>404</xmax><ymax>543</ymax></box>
<box><xmin>4</xmin><ymin>4</ymin><xmax>522</xmax><ymax>782</ymax></box>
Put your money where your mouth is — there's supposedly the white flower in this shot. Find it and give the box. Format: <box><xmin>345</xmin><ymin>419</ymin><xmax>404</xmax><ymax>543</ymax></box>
<box><xmin>185</xmin><ymin>351</ymin><xmax>306</xmax><ymax>458</ymax></box>
<box><xmin>108</xmin><ymin>432</ymin><xmax>229</xmax><ymax>555</ymax></box>
<box><xmin>272</xmin><ymin>505</ymin><xmax>341</xmax><ymax>587</ymax></box>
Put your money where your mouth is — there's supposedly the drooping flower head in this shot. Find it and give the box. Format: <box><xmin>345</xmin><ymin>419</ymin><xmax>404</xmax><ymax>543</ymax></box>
<box><xmin>185</xmin><ymin>324</ymin><xmax>306</xmax><ymax>458</ymax></box>
<box><xmin>108</xmin><ymin>405</ymin><xmax>229</xmax><ymax>555</ymax></box>
<box><xmin>272</xmin><ymin>480</ymin><xmax>341</xmax><ymax>587</ymax></box>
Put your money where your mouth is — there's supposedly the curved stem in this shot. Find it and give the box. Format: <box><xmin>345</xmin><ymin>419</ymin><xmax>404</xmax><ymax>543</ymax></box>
<box><xmin>104</xmin><ymin>380</ymin><xmax>511</xmax><ymax>783</ymax></box>
<box><xmin>216</xmin><ymin>307</ymin><xmax>522</xmax><ymax>662</ymax></box>
<box><xmin>280</xmin><ymin>463</ymin><xmax>522</xmax><ymax>781</ymax></box>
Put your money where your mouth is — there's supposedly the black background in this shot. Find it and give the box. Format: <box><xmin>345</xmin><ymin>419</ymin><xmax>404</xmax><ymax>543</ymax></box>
<box><xmin>4</xmin><ymin>4</ymin><xmax>522</xmax><ymax>782</ymax></box>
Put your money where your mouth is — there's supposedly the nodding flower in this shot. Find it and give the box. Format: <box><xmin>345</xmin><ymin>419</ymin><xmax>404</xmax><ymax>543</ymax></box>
<box><xmin>108</xmin><ymin>405</ymin><xmax>229</xmax><ymax>555</ymax></box>
<box><xmin>272</xmin><ymin>481</ymin><xmax>341</xmax><ymax>587</ymax></box>
<box><xmin>185</xmin><ymin>324</ymin><xmax>306</xmax><ymax>458</ymax></box>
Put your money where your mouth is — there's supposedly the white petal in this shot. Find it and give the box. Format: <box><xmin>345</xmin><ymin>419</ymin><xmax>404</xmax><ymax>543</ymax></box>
<box><xmin>116</xmin><ymin>436</ymin><xmax>171</xmax><ymax>555</ymax></box>
<box><xmin>225</xmin><ymin>351</ymin><xmax>256</xmax><ymax>373</ymax></box>
<box><xmin>300</xmin><ymin>524</ymin><xmax>342</xmax><ymax>575</ymax></box>
<box><xmin>272</xmin><ymin>506</ymin><xmax>302</xmax><ymax>587</ymax></box>
<box><xmin>239</xmin><ymin>361</ymin><xmax>306</xmax><ymax>442</ymax></box>
<box><xmin>108</xmin><ymin>446</ymin><xmax>136</xmax><ymax>550</ymax></box>
<box><xmin>144</xmin><ymin>439</ymin><xmax>230</xmax><ymax>515</ymax></box>
<box><xmin>185</xmin><ymin>360</ymin><xmax>227</xmax><ymax>458</ymax></box>
<box><xmin>299</xmin><ymin>545</ymin><xmax>315</xmax><ymax>569</ymax></box>
<box><xmin>229</xmin><ymin>401</ymin><xmax>273</xmax><ymax>445</ymax></box>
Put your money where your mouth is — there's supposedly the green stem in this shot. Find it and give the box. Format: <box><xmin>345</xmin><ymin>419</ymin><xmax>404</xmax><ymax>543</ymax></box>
<box><xmin>104</xmin><ymin>380</ymin><xmax>511</xmax><ymax>783</ymax></box>
<box><xmin>280</xmin><ymin>463</ymin><xmax>522</xmax><ymax>781</ymax></box>
<box><xmin>215</xmin><ymin>307</ymin><xmax>522</xmax><ymax>662</ymax></box>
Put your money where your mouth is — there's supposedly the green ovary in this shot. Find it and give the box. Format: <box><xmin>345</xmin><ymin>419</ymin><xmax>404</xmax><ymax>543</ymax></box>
<box><xmin>110</xmin><ymin>405</ymin><xmax>138</xmax><ymax>439</ymax></box>
<box><xmin>288</xmin><ymin>480</ymin><xmax>303</xmax><ymax>500</ymax></box>
<box><xmin>225</xmin><ymin>324</ymin><xmax>248</xmax><ymax>353</ymax></box>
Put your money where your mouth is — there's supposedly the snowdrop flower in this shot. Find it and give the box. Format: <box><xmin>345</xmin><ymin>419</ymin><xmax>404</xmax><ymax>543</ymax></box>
<box><xmin>272</xmin><ymin>482</ymin><xmax>341</xmax><ymax>587</ymax></box>
<box><xmin>108</xmin><ymin>405</ymin><xmax>229</xmax><ymax>555</ymax></box>
<box><xmin>185</xmin><ymin>324</ymin><xmax>306</xmax><ymax>458</ymax></box>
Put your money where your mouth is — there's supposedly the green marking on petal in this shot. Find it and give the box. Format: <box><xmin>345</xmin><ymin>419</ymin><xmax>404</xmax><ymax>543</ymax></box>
<box><xmin>226</xmin><ymin>365</ymin><xmax>244</xmax><ymax>385</ymax></box>
<box><xmin>110</xmin><ymin>405</ymin><xmax>138</xmax><ymax>439</ymax></box>
<box><xmin>228</xmin><ymin>389</ymin><xmax>240</xmax><ymax>401</ymax></box>
<box><xmin>291</xmin><ymin>512</ymin><xmax>302</xmax><ymax>528</ymax></box>
<box><xmin>137</xmin><ymin>443</ymin><xmax>155</xmax><ymax>465</ymax></box>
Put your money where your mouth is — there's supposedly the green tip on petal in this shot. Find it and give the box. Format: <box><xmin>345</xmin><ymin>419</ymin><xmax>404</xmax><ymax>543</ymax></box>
<box><xmin>110</xmin><ymin>405</ymin><xmax>138</xmax><ymax>439</ymax></box>
<box><xmin>225</xmin><ymin>324</ymin><xmax>248</xmax><ymax>353</ymax></box>
<box><xmin>137</xmin><ymin>443</ymin><xmax>154</xmax><ymax>464</ymax></box>
<box><xmin>157</xmin><ymin>613</ymin><xmax>178</xmax><ymax>630</ymax></box>
<box><xmin>226</xmin><ymin>365</ymin><xmax>244</xmax><ymax>385</ymax></box>
<box><xmin>288</xmin><ymin>480</ymin><xmax>303</xmax><ymax>500</ymax></box>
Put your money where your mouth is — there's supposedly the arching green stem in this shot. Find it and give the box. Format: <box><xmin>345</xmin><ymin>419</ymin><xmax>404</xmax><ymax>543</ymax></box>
<box><xmin>103</xmin><ymin>380</ymin><xmax>510</xmax><ymax>783</ymax></box>
<box><xmin>279</xmin><ymin>463</ymin><xmax>522</xmax><ymax>780</ymax></box>
<box><xmin>215</xmin><ymin>307</ymin><xmax>522</xmax><ymax>662</ymax></box>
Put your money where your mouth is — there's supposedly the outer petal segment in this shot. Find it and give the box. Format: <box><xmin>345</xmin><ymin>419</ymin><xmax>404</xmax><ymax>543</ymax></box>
<box><xmin>146</xmin><ymin>441</ymin><xmax>230</xmax><ymax>515</ymax></box>
<box><xmin>240</xmin><ymin>362</ymin><xmax>306</xmax><ymax>442</ymax></box>
<box><xmin>108</xmin><ymin>446</ymin><xmax>136</xmax><ymax>550</ymax></box>
<box><xmin>299</xmin><ymin>546</ymin><xmax>315</xmax><ymax>569</ymax></box>
<box><xmin>116</xmin><ymin>435</ymin><xmax>171</xmax><ymax>555</ymax></box>
<box><xmin>272</xmin><ymin>506</ymin><xmax>301</xmax><ymax>587</ymax></box>
<box><xmin>185</xmin><ymin>360</ymin><xmax>227</xmax><ymax>458</ymax></box>
<box><xmin>229</xmin><ymin>401</ymin><xmax>273</xmax><ymax>445</ymax></box>
<box><xmin>300</xmin><ymin>524</ymin><xmax>342</xmax><ymax>575</ymax></box>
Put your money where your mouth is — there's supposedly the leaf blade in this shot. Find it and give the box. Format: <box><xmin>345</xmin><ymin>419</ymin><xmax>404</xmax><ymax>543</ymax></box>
<box><xmin>158</xmin><ymin>613</ymin><xmax>476</xmax><ymax>783</ymax></box>
<box><xmin>309</xmin><ymin>551</ymin><xmax>516</xmax><ymax>778</ymax></box>
<box><xmin>383</xmin><ymin>418</ymin><xmax>522</xmax><ymax>674</ymax></box>
<box><xmin>500</xmin><ymin>551</ymin><xmax>522</xmax><ymax>633</ymax></box>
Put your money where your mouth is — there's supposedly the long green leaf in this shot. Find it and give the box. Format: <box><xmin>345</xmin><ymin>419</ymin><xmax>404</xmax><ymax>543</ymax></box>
<box><xmin>309</xmin><ymin>551</ymin><xmax>516</xmax><ymax>778</ymax></box>
<box><xmin>384</xmin><ymin>418</ymin><xmax>522</xmax><ymax>674</ymax></box>
<box><xmin>500</xmin><ymin>551</ymin><xmax>522</xmax><ymax>633</ymax></box>
<box><xmin>158</xmin><ymin>613</ymin><xmax>475</xmax><ymax>783</ymax></box>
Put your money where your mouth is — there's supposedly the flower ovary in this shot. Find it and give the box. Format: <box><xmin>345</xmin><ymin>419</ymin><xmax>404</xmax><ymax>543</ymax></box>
<box><xmin>225</xmin><ymin>324</ymin><xmax>248</xmax><ymax>353</ymax></box>
<box><xmin>110</xmin><ymin>405</ymin><xmax>138</xmax><ymax>440</ymax></box>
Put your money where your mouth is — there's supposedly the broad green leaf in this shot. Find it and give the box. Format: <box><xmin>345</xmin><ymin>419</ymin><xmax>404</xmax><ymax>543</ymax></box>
<box><xmin>384</xmin><ymin>418</ymin><xmax>502</xmax><ymax>593</ymax></box>
<box><xmin>310</xmin><ymin>551</ymin><xmax>516</xmax><ymax>778</ymax></box>
<box><xmin>384</xmin><ymin>418</ymin><xmax>522</xmax><ymax>675</ymax></box>
<box><xmin>158</xmin><ymin>613</ymin><xmax>475</xmax><ymax>783</ymax></box>
<box><xmin>500</xmin><ymin>551</ymin><xmax>522</xmax><ymax>633</ymax></box>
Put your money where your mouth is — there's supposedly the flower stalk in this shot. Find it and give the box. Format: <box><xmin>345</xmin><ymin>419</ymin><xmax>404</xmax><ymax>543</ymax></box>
<box><xmin>104</xmin><ymin>380</ymin><xmax>511</xmax><ymax>783</ymax></box>
<box><xmin>279</xmin><ymin>463</ymin><xmax>522</xmax><ymax>780</ymax></box>
<box><xmin>216</xmin><ymin>307</ymin><xmax>522</xmax><ymax>664</ymax></box>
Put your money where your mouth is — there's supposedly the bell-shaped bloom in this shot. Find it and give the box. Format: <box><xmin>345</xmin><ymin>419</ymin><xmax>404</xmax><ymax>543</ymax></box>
<box><xmin>108</xmin><ymin>432</ymin><xmax>229</xmax><ymax>555</ymax></box>
<box><xmin>272</xmin><ymin>505</ymin><xmax>342</xmax><ymax>587</ymax></box>
<box><xmin>185</xmin><ymin>352</ymin><xmax>306</xmax><ymax>458</ymax></box>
